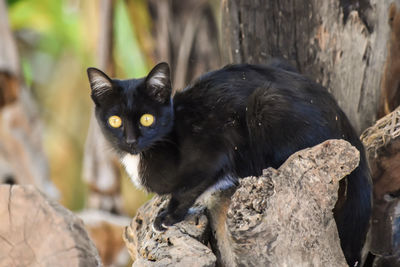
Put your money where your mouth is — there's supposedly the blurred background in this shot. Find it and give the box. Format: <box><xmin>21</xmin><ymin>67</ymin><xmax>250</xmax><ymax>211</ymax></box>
<box><xmin>7</xmin><ymin>0</ymin><xmax>150</xmax><ymax>214</ymax></box>
<box><xmin>3</xmin><ymin>0</ymin><xmax>400</xmax><ymax>266</ymax></box>
<box><xmin>3</xmin><ymin>0</ymin><xmax>222</xmax><ymax>212</ymax></box>
<box><xmin>1</xmin><ymin>0</ymin><xmax>221</xmax><ymax>265</ymax></box>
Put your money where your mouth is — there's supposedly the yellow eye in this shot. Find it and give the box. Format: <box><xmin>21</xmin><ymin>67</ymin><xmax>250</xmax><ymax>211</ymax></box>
<box><xmin>140</xmin><ymin>114</ymin><xmax>155</xmax><ymax>127</ymax></box>
<box><xmin>108</xmin><ymin>115</ymin><xmax>122</xmax><ymax>128</ymax></box>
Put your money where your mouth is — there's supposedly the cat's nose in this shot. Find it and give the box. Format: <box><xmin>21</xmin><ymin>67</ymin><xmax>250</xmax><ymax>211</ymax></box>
<box><xmin>126</xmin><ymin>137</ymin><xmax>138</xmax><ymax>146</ymax></box>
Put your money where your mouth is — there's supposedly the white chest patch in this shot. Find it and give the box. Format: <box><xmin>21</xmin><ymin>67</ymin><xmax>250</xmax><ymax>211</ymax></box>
<box><xmin>121</xmin><ymin>154</ymin><xmax>144</xmax><ymax>190</ymax></box>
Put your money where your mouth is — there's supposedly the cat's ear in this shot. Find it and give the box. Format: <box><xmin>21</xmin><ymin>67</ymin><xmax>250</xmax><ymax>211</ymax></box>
<box><xmin>87</xmin><ymin>67</ymin><xmax>113</xmax><ymax>102</ymax></box>
<box><xmin>145</xmin><ymin>62</ymin><xmax>172</xmax><ymax>103</ymax></box>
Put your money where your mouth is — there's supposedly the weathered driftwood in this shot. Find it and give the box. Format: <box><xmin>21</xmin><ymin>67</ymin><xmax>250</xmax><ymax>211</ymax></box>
<box><xmin>0</xmin><ymin>185</ymin><xmax>101</xmax><ymax>267</ymax></box>
<box><xmin>222</xmin><ymin>0</ymin><xmax>399</xmax><ymax>134</ymax></box>
<box><xmin>360</xmin><ymin>106</ymin><xmax>400</xmax><ymax>265</ymax></box>
<box><xmin>124</xmin><ymin>139</ymin><xmax>359</xmax><ymax>266</ymax></box>
<box><xmin>207</xmin><ymin>139</ymin><xmax>357</xmax><ymax>267</ymax></box>
<box><xmin>123</xmin><ymin>195</ymin><xmax>215</xmax><ymax>267</ymax></box>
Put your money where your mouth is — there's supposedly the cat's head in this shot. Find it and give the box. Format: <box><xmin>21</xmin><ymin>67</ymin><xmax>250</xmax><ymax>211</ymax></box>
<box><xmin>87</xmin><ymin>62</ymin><xmax>174</xmax><ymax>155</ymax></box>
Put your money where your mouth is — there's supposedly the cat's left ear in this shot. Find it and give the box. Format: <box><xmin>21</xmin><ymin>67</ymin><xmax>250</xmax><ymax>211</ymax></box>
<box><xmin>145</xmin><ymin>62</ymin><xmax>172</xmax><ymax>103</ymax></box>
<box><xmin>87</xmin><ymin>67</ymin><xmax>113</xmax><ymax>103</ymax></box>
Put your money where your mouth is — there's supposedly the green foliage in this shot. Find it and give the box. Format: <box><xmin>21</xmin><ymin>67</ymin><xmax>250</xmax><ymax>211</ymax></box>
<box><xmin>114</xmin><ymin>0</ymin><xmax>147</xmax><ymax>77</ymax></box>
<box><xmin>8</xmin><ymin>0</ymin><xmax>83</xmax><ymax>57</ymax></box>
<box><xmin>7</xmin><ymin>0</ymin><xmax>151</xmax><ymax>213</ymax></box>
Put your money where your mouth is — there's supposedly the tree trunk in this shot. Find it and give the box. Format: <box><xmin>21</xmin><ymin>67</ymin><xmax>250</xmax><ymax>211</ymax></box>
<box><xmin>222</xmin><ymin>0</ymin><xmax>399</xmax><ymax>134</ymax></box>
<box><xmin>147</xmin><ymin>0</ymin><xmax>221</xmax><ymax>89</ymax></box>
<box><xmin>123</xmin><ymin>140</ymin><xmax>359</xmax><ymax>266</ymax></box>
<box><xmin>83</xmin><ymin>0</ymin><xmax>122</xmax><ymax>213</ymax></box>
<box><xmin>0</xmin><ymin>0</ymin><xmax>57</xmax><ymax>199</ymax></box>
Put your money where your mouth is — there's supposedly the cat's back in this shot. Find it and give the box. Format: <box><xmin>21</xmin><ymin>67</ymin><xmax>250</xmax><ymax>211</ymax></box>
<box><xmin>172</xmin><ymin>64</ymin><xmax>277</xmax><ymax>133</ymax></box>
<box><xmin>173</xmin><ymin>64</ymin><xmax>293</xmax><ymax>112</ymax></box>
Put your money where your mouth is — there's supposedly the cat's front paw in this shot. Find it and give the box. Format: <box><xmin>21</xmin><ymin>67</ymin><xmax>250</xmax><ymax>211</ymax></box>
<box><xmin>152</xmin><ymin>210</ymin><xmax>182</xmax><ymax>232</ymax></box>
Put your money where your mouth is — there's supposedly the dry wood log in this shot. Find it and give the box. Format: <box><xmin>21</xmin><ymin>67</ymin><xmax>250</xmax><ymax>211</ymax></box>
<box><xmin>123</xmin><ymin>195</ymin><xmax>215</xmax><ymax>267</ymax></box>
<box><xmin>221</xmin><ymin>0</ymin><xmax>398</xmax><ymax>134</ymax></box>
<box><xmin>0</xmin><ymin>185</ymin><xmax>101</xmax><ymax>267</ymax></box>
<box><xmin>124</xmin><ymin>139</ymin><xmax>359</xmax><ymax>266</ymax></box>
<box><xmin>207</xmin><ymin>139</ymin><xmax>357</xmax><ymax>267</ymax></box>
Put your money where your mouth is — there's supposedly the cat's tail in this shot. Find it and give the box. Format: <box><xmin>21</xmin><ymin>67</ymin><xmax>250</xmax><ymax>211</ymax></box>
<box><xmin>334</xmin><ymin>153</ymin><xmax>372</xmax><ymax>266</ymax></box>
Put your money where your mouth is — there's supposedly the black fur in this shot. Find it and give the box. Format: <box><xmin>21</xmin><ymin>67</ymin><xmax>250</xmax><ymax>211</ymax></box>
<box><xmin>87</xmin><ymin>61</ymin><xmax>371</xmax><ymax>266</ymax></box>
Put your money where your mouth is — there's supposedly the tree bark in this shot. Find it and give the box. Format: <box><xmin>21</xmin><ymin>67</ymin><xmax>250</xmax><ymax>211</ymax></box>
<box><xmin>123</xmin><ymin>139</ymin><xmax>359</xmax><ymax>266</ymax></box>
<box><xmin>123</xmin><ymin>195</ymin><xmax>215</xmax><ymax>267</ymax></box>
<box><xmin>0</xmin><ymin>185</ymin><xmax>101</xmax><ymax>267</ymax></box>
<box><xmin>222</xmin><ymin>0</ymin><xmax>398</xmax><ymax>134</ymax></box>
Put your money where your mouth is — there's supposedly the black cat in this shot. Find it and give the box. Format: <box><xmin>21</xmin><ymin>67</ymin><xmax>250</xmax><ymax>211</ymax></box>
<box><xmin>87</xmin><ymin>61</ymin><xmax>371</xmax><ymax>266</ymax></box>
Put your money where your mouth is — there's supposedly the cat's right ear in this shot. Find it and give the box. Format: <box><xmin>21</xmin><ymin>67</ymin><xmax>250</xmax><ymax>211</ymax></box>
<box><xmin>145</xmin><ymin>62</ymin><xmax>172</xmax><ymax>103</ymax></box>
<box><xmin>87</xmin><ymin>67</ymin><xmax>113</xmax><ymax>103</ymax></box>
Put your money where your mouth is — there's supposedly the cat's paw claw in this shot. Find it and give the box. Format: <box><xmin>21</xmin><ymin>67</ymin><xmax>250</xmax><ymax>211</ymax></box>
<box><xmin>152</xmin><ymin>221</ymin><xmax>168</xmax><ymax>233</ymax></box>
<box><xmin>153</xmin><ymin>210</ymin><xmax>171</xmax><ymax>232</ymax></box>
<box><xmin>153</xmin><ymin>209</ymin><xmax>183</xmax><ymax>232</ymax></box>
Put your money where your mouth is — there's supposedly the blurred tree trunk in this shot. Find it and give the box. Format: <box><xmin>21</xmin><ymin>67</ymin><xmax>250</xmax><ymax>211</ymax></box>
<box><xmin>222</xmin><ymin>0</ymin><xmax>400</xmax><ymax>135</ymax></box>
<box><xmin>83</xmin><ymin>0</ymin><xmax>122</xmax><ymax>213</ymax></box>
<box><xmin>147</xmin><ymin>0</ymin><xmax>221</xmax><ymax>89</ymax></box>
<box><xmin>0</xmin><ymin>0</ymin><xmax>19</xmax><ymax>108</ymax></box>
<box><xmin>0</xmin><ymin>0</ymin><xmax>58</xmax><ymax>199</ymax></box>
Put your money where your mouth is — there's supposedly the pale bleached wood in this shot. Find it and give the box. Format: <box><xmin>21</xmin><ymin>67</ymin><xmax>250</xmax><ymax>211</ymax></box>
<box><xmin>0</xmin><ymin>185</ymin><xmax>101</xmax><ymax>266</ymax></box>
<box><xmin>123</xmin><ymin>195</ymin><xmax>215</xmax><ymax>267</ymax></box>
<box><xmin>207</xmin><ymin>140</ymin><xmax>356</xmax><ymax>267</ymax></box>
